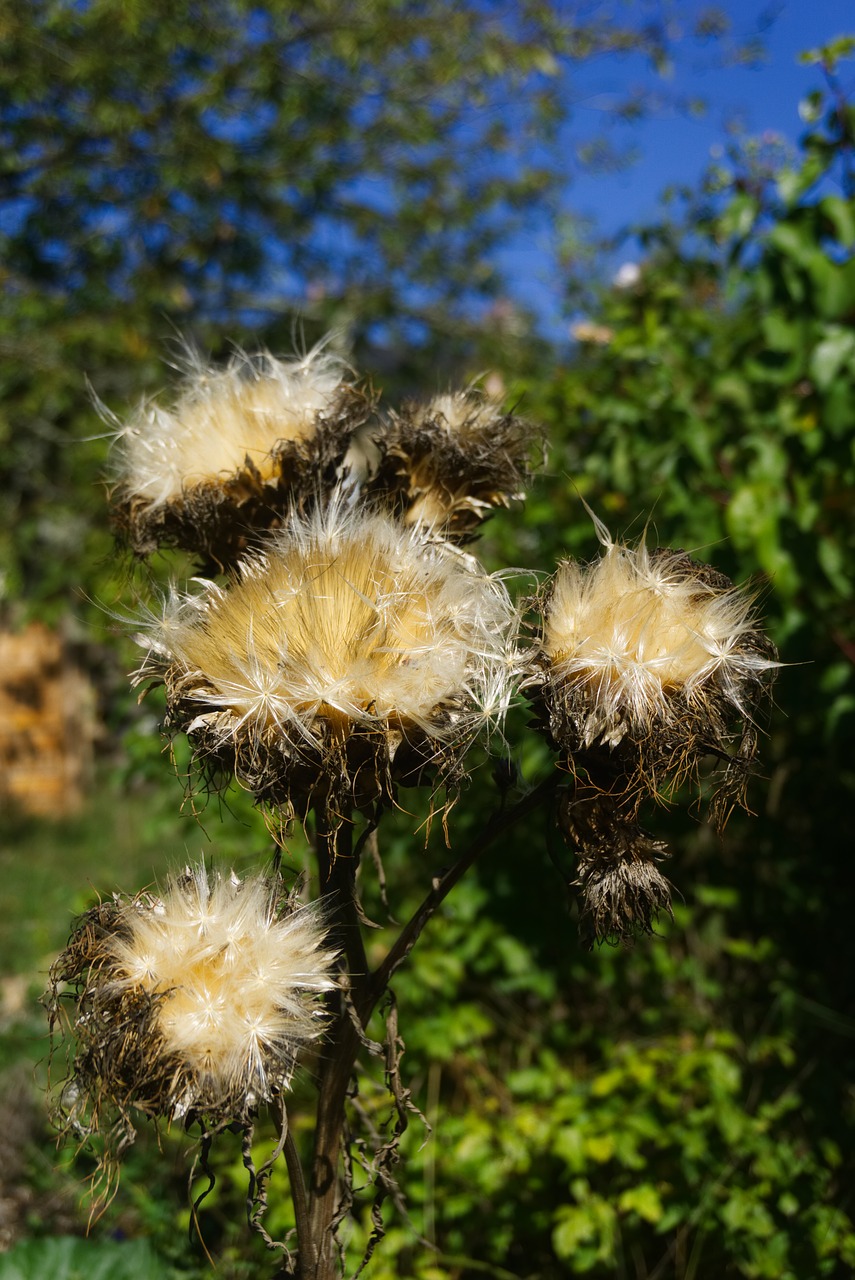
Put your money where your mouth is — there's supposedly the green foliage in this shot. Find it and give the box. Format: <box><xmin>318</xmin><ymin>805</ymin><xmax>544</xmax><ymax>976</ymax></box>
<box><xmin>460</xmin><ymin>62</ymin><xmax>855</xmax><ymax>1279</ymax></box>
<box><xmin>517</xmin><ymin>69</ymin><xmax>855</xmax><ymax>742</ymax></box>
<box><xmin>335</xmin><ymin>836</ymin><xmax>855</xmax><ymax>1279</ymax></box>
<box><xmin>0</xmin><ymin>1237</ymin><xmax>161</xmax><ymax>1280</ymax></box>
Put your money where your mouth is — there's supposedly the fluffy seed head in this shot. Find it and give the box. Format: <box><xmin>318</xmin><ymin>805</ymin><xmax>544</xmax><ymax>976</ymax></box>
<box><xmin>48</xmin><ymin>866</ymin><xmax>337</xmax><ymax>1143</ymax></box>
<box><xmin>133</xmin><ymin>501</ymin><xmax>517</xmax><ymax>812</ymax></box>
<box><xmin>535</xmin><ymin>526</ymin><xmax>778</xmax><ymax>819</ymax></box>
<box><xmin>108</xmin><ymin>341</ymin><xmax>373</xmax><ymax>565</ymax></box>
<box><xmin>113</xmin><ymin>345</ymin><xmax>348</xmax><ymax>505</ymax></box>
<box><xmin>377</xmin><ymin>389</ymin><xmax>543</xmax><ymax>539</ymax></box>
<box><xmin>541</xmin><ymin>536</ymin><xmax>776</xmax><ymax>747</ymax></box>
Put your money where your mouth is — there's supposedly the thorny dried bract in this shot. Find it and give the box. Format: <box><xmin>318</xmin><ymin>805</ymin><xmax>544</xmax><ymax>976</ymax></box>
<box><xmin>132</xmin><ymin>500</ymin><xmax>518</xmax><ymax>823</ymax></box>
<box><xmin>559</xmin><ymin>790</ymin><xmax>674</xmax><ymax>946</ymax></box>
<box><xmin>46</xmin><ymin>866</ymin><xmax>337</xmax><ymax>1178</ymax></box>
<box><xmin>376</xmin><ymin>389</ymin><xmax>543</xmax><ymax>540</ymax></box>
<box><xmin>532</xmin><ymin>523</ymin><xmax>778</xmax><ymax>942</ymax></box>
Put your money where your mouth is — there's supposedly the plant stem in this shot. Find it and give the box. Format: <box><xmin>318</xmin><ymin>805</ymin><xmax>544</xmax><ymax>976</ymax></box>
<box><xmin>306</xmin><ymin>814</ymin><xmax>366</xmax><ymax>1280</ymax></box>
<box><xmin>364</xmin><ymin>773</ymin><xmax>559</xmax><ymax>1021</ymax></box>
<box><xmin>291</xmin><ymin>775</ymin><xmax>558</xmax><ymax>1277</ymax></box>
<box><xmin>284</xmin><ymin>1125</ymin><xmax>315</xmax><ymax>1276</ymax></box>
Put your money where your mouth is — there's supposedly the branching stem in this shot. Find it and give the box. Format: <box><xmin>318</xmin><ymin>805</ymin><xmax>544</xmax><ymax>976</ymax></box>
<box><xmin>287</xmin><ymin>775</ymin><xmax>559</xmax><ymax>1279</ymax></box>
<box><xmin>363</xmin><ymin>773</ymin><xmax>560</xmax><ymax>1022</ymax></box>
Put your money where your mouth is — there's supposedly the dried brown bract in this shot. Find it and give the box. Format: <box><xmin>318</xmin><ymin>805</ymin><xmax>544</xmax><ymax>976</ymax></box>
<box><xmin>560</xmin><ymin>789</ymin><xmax>673</xmax><ymax>945</ymax></box>
<box><xmin>374</xmin><ymin>390</ymin><xmax>543</xmax><ymax>540</ymax></box>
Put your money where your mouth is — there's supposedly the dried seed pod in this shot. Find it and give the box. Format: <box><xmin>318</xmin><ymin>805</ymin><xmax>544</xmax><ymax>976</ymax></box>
<box><xmin>374</xmin><ymin>389</ymin><xmax>543</xmax><ymax>540</ymax></box>
<box><xmin>132</xmin><ymin>501</ymin><xmax>517</xmax><ymax>820</ymax></box>
<box><xmin>560</xmin><ymin>789</ymin><xmax>672</xmax><ymax>946</ymax></box>
<box><xmin>107</xmin><ymin>341</ymin><xmax>375</xmax><ymax>569</ymax></box>
<box><xmin>534</xmin><ymin>521</ymin><xmax>778</xmax><ymax>821</ymax></box>
<box><xmin>47</xmin><ymin>866</ymin><xmax>337</xmax><ymax>1155</ymax></box>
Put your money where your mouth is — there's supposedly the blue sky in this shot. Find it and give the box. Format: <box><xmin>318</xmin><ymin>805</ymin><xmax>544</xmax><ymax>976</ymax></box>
<box><xmin>502</xmin><ymin>0</ymin><xmax>855</xmax><ymax>336</ymax></box>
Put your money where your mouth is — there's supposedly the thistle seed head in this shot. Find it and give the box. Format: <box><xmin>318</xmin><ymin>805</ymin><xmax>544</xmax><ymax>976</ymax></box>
<box><xmin>47</xmin><ymin>866</ymin><xmax>337</xmax><ymax>1150</ymax></box>
<box><xmin>133</xmin><ymin>501</ymin><xmax>518</xmax><ymax>814</ymax></box>
<box><xmin>108</xmin><ymin>340</ymin><xmax>373</xmax><ymax>566</ymax></box>
<box><xmin>535</xmin><ymin>529</ymin><xmax>778</xmax><ymax>817</ymax></box>
<box><xmin>376</xmin><ymin>389</ymin><xmax>543</xmax><ymax>540</ymax></box>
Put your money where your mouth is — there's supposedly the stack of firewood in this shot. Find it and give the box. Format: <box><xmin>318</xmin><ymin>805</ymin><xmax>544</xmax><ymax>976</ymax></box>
<box><xmin>0</xmin><ymin>623</ymin><xmax>96</xmax><ymax>817</ymax></box>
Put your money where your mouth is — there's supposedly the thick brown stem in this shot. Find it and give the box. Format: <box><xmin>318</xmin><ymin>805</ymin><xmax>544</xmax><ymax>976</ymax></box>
<box><xmin>306</xmin><ymin>814</ymin><xmax>367</xmax><ymax>1280</ymax></box>
<box><xmin>307</xmin><ymin>1015</ymin><xmax>362</xmax><ymax>1279</ymax></box>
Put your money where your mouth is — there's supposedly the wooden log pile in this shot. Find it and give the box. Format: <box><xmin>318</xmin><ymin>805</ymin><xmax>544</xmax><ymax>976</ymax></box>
<box><xmin>0</xmin><ymin>622</ymin><xmax>97</xmax><ymax>817</ymax></box>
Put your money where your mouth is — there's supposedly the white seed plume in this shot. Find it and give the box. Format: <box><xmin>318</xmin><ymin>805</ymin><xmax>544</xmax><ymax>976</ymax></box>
<box><xmin>542</xmin><ymin>526</ymin><xmax>777</xmax><ymax>749</ymax></box>
<box><xmin>111</xmin><ymin>342</ymin><xmax>349</xmax><ymax>507</ymax></box>
<box><xmin>135</xmin><ymin>501</ymin><xmax>517</xmax><ymax>752</ymax></box>
<box><xmin>413</xmin><ymin>391</ymin><xmax>505</xmax><ymax>439</ymax></box>
<box><xmin>103</xmin><ymin>866</ymin><xmax>336</xmax><ymax>1118</ymax></box>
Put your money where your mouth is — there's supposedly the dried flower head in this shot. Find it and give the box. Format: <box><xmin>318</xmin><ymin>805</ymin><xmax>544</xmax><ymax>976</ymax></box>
<box><xmin>536</xmin><ymin>521</ymin><xmax>778</xmax><ymax>820</ymax></box>
<box><xmin>47</xmin><ymin>865</ymin><xmax>336</xmax><ymax>1153</ymax></box>
<box><xmin>133</xmin><ymin>501</ymin><xmax>517</xmax><ymax>816</ymax></box>
<box><xmin>560</xmin><ymin>789</ymin><xmax>673</xmax><ymax>946</ymax></box>
<box><xmin>108</xmin><ymin>341</ymin><xmax>373</xmax><ymax>567</ymax></box>
<box><xmin>375</xmin><ymin>390</ymin><xmax>543</xmax><ymax>539</ymax></box>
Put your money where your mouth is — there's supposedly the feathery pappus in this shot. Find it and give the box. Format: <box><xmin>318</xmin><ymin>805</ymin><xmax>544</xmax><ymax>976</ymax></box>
<box><xmin>132</xmin><ymin>501</ymin><xmax>518</xmax><ymax>817</ymax></box>
<box><xmin>107</xmin><ymin>340</ymin><xmax>375</xmax><ymax>568</ymax></box>
<box><xmin>47</xmin><ymin>865</ymin><xmax>337</xmax><ymax>1157</ymax></box>
<box><xmin>375</xmin><ymin>389</ymin><xmax>543</xmax><ymax>540</ymax></box>
<box><xmin>534</xmin><ymin>519</ymin><xmax>778</xmax><ymax>819</ymax></box>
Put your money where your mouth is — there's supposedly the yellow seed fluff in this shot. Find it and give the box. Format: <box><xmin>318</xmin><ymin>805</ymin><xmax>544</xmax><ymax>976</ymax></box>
<box><xmin>136</xmin><ymin>502</ymin><xmax>516</xmax><ymax>751</ymax></box>
<box><xmin>543</xmin><ymin>534</ymin><xmax>775</xmax><ymax>748</ymax></box>
<box><xmin>112</xmin><ymin>342</ymin><xmax>348</xmax><ymax>506</ymax></box>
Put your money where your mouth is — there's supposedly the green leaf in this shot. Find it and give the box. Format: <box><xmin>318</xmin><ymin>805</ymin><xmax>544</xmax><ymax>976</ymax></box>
<box><xmin>618</xmin><ymin>1183</ymin><xmax>664</xmax><ymax>1224</ymax></box>
<box><xmin>817</xmin><ymin>536</ymin><xmax>853</xmax><ymax>596</ymax></box>
<box><xmin>820</xmin><ymin>195</ymin><xmax>855</xmax><ymax>248</ymax></box>
<box><xmin>810</xmin><ymin>327</ymin><xmax>855</xmax><ymax>390</ymax></box>
<box><xmin>719</xmin><ymin>192</ymin><xmax>759</xmax><ymax>239</ymax></box>
<box><xmin>0</xmin><ymin>1239</ymin><xmax>161</xmax><ymax>1280</ymax></box>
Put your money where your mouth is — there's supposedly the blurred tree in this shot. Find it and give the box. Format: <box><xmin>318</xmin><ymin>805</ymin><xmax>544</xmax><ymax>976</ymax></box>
<box><xmin>0</xmin><ymin>0</ymin><xmax>759</xmax><ymax>617</ymax></box>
